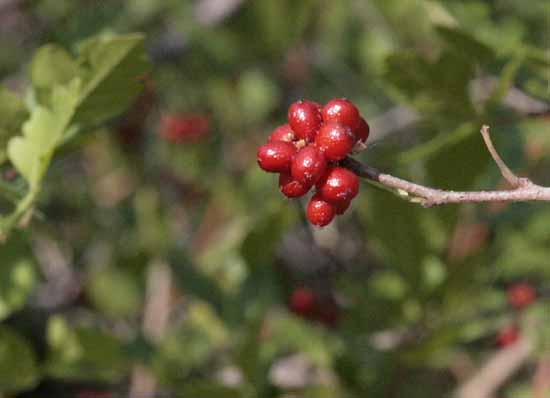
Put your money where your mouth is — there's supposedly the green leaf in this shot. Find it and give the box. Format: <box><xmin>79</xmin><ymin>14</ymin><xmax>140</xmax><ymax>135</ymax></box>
<box><xmin>359</xmin><ymin>188</ymin><xmax>430</xmax><ymax>284</ymax></box>
<box><xmin>46</xmin><ymin>315</ymin><xmax>129</xmax><ymax>382</ymax></box>
<box><xmin>86</xmin><ymin>266</ymin><xmax>142</xmax><ymax>318</ymax></box>
<box><xmin>435</xmin><ymin>25</ymin><xmax>495</xmax><ymax>65</ymax></box>
<box><xmin>31</xmin><ymin>44</ymin><xmax>81</xmax><ymax>90</ymax></box>
<box><xmin>0</xmin><ymin>258</ymin><xmax>36</xmax><ymax>321</ymax></box>
<box><xmin>384</xmin><ymin>50</ymin><xmax>476</xmax><ymax>117</ymax></box>
<box><xmin>74</xmin><ymin>33</ymin><xmax>150</xmax><ymax>127</ymax></box>
<box><xmin>0</xmin><ymin>326</ymin><xmax>39</xmax><ymax>393</ymax></box>
<box><xmin>0</xmin><ymin>87</ymin><xmax>27</xmax><ymax>164</ymax></box>
<box><xmin>2</xmin><ymin>33</ymin><xmax>149</xmax><ymax>238</ymax></box>
<box><xmin>485</xmin><ymin>55</ymin><xmax>524</xmax><ymax>109</ymax></box>
<box><xmin>154</xmin><ymin>301</ymin><xmax>228</xmax><ymax>383</ymax></box>
<box><xmin>7</xmin><ymin>79</ymin><xmax>81</xmax><ymax>185</ymax></box>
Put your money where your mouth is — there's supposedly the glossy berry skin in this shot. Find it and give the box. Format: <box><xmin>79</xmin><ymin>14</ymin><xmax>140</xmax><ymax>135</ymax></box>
<box><xmin>334</xmin><ymin>199</ymin><xmax>351</xmax><ymax>215</ymax></box>
<box><xmin>315</xmin><ymin>122</ymin><xmax>355</xmax><ymax>161</ymax></box>
<box><xmin>269</xmin><ymin>124</ymin><xmax>296</xmax><ymax>143</ymax></box>
<box><xmin>497</xmin><ymin>326</ymin><xmax>520</xmax><ymax>347</ymax></box>
<box><xmin>307</xmin><ymin>193</ymin><xmax>335</xmax><ymax>227</ymax></box>
<box><xmin>291</xmin><ymin>146</ymin><xmax>327</xmax><ymax>185</ymax></box>
<box><xmin>289</xmin><ymin>288</ymin><xmax>315</xmax><ymax>315</ymax></box>
<box><xmin>507</xmin><ymin>283</ymin><xmax>536</xmax><ymax>310</ymax></box>
<box><xmin>279</xmin><ymin>172</ymin><xmax>311</xmax><ymax>198</ymax></box>
<box><xmin>322</xmin><ymin>98</ymin><xmax>361</xmax><ymax>131</ymax></box>
<box><xmin>288</xmin><ymin>100</ymin><xmax>323</xmax><ymax>142</ymax></box>
<box><xmin>316</xmin><ymin>167</ymin><xmax>359</xmax><ymax>204</ymax></box>
<box><xmin>257</xmin><ymin>141</ymin><xmax>296</xmax><ymax>173</ymax></box>
<box><xmin>354</xmin><ymin>117</ymin><xmax>370</xmax><ymax>143</ymax></box>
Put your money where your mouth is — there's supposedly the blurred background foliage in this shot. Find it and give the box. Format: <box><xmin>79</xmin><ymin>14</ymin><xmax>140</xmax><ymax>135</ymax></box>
<box><xmin>0</xmin><ymin>0</ymin><xmax>549</xmax><ymax>397</ymax></box>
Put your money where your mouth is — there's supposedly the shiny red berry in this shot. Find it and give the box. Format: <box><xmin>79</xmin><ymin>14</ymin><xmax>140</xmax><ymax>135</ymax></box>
<box><xmin>354</xmin><ymin>117</ymin><xmax>370</xmax><ymax>143</ymax></box>
<box><xmin>307</xmin><ymin>193</ymin><xmax>335</xmax><ymax>227</ymax></box>
<box><xmin>279</xmin><ymin>172</ymin><xmax>311</xmax><ymax>198</ymax></box>
<box><xmin>289</xmin><ymin>287</ymin><xmax>315</xmax><ymax>315</ymax></box>
<box><xmin>497</xmin><ymin>325</ymin><xmax>520</xmax><ymax>347</ymax></box>
<box><xmin>334</xmin><ymin>199</ymin><xmax>352</xmax><ymax>215</ymax></box>
<box><xmin>315</xmin><ymin>122</ymin><xmax>355</xmax><ymax>161</ymax></box>
<box><xmin>316</xmin><ymin>167</ymin><xmax>359</xmax><ymax>204</ymax></box>
<box><xmin>507</xmin><ymin>283</ymin><xmax>536</xmax><ymax>310</ymax></box>
<box><xmin>269</xmin><ymin>124</ymin><xmax>296</xmax><ymax>143</ymax></box>
<box><xmin>257</xmin><ymin>141</ymin><xmax>296</xmax><ymax>173</ymax></box>
<box><xmin>322</xmin><ymin>98</ymin><xmax>361</xmax><ymax>130</ymax></box>
<box><xmin>291</xmin><ymin>145</ymin><xmax>327</xmax><ymax>185</ymax></box>
<box><xmin>288</xmin><ymin>100</ymin><xmax>323</xmax><ymax>142</ymax></box>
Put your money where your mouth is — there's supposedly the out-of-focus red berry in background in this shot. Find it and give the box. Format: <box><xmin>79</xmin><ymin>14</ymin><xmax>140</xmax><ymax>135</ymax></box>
<box><xmin>159</xmin><ymin>114</ymin><xmax>210</xmax><ymax>143</ymax></box>
<box><xmin>289</xmin><ymin>287</ymin><xmax>316</xmax><ymax>316</ymax></box>
<box><xmin>497</xmin><ymin>325</ymin><xmax>520</xmax><ymax>347</ymax></box>
<box><xmin>507</xmin><ymin>283</ymin><xmax>536</xmax><ymax>310</ymax></box>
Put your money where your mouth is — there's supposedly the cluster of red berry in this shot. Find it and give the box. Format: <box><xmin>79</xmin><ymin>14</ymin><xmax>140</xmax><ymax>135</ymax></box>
<box><xmin>257</xmin><ymin>98</ymin><xmax>369</xmax><ymax>226</ymax></box>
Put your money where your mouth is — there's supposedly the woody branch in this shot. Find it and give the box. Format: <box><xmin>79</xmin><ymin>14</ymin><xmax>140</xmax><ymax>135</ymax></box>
<box><xmin>342</xmin><ymin>125</ymin><xmax>550</xmax><ymax>206</ymax></box>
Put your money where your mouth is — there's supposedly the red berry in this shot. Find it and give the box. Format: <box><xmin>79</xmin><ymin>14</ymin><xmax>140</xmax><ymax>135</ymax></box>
<box><xmin>291</xmin><ymin>145</ymin><xmax>327</xmax><ymax>185</ymax></box>
<box><xmin>257</xmin><ymin>141</ymin><xmax>296</xmax><ymax>173</ymax></box>
<box><xmin>354</xmin><ymin>117</ymin><xmax>370</xmax><ymax>143</ymax></box>
<box><xmin>307</xmin><ymin>193</ymin><xmax>335</xmax><ymax>227</ymax></box>
<box><xmin>316</xmin><ymin>167</ymin><xmax>359</xmax><ymax>204</ymax></box>
<box><xmin>311</xmin><ymin>101</ymin><xmax>323</xmax><ymax>115</ymax></box>
<box><xmin>288</xmin><ymin>100</ymin><xmax>323</xmax><ymax>142</ymax></box>
<box><xmin>507</xmin><ymin>283</ymin><xmax>536</xmax><ymax>310</ymax></box>
<box><xmin>322</xmin><ymin>98</ymin><xmax>361</xmax><ymax>130</ymax></box>
<box><xmin>160</xmin><ymin>114</ymin><xmax>210</xmax><ymax>143</ymax></box>
<box><xmin>279</xmin><ymin>172</ymin><xmax>311</xmax><ymax>198</ymax></box>
<box><xmin>334</xmin><ymin>199</ymin><xmax>352</xmax><ymax>215</ymax></box>
<box><xmin>497</xmin><ymin>325</ymin><xmax>520</xmax><ymax>347</ymax></box>
<box><xmin>269</xmin><ymin>124</ymin><xmax>296</xmax><ymax>143</ymax></box>
<box><xmin>315</xmin><ymin>122</ymin><xmax>355</xmax><ymax>161</ymax></box>
<box><xmin>289</xmin><ymin>288</ymin><xmax>315</xmax><ymax>315</ymax></box>
<box><xmin>314</xmin><ymin>301</ymin><xmax>340</xmax><ymax>328</ymax></box>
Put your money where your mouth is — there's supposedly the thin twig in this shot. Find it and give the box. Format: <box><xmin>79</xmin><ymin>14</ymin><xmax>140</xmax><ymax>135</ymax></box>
<box><xmin>341</xmin><ymin>125</ymin><xmax>550</xmax><ymax>207</ymax></box>
<box><xmin>480</xmin><ymin>125</ymin><xmax>521</xmax><ymax>187</ymax></box>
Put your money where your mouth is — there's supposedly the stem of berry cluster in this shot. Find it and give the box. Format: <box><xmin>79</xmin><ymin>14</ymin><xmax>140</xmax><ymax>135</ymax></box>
<box><xmin>341</xmin><ymin>125</ymin><xmax>550</xmax><ymax>206</ymax></box>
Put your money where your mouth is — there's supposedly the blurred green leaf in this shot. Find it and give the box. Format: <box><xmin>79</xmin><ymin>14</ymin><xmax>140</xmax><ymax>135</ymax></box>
<box><xmin>495</xmin><ymin>210</ymin><xmax>550</xmax><ymax>279</ymax></box>
<box><xmin>361</xmin><ymin>188</ymin><xmax>429</xmax><ymax>285</ymax></box>
<box><xmin>154</xmin><ymin>300</ymin><xmax>228</xmax><ymax>383</ymax></box>
<box><xmin>435</xmin><ymin>25</ymin><xmax>495</xmax><ymax>65</ymax></box>
<box><xmin>86</xmin><ymin>265</ymin><xmax>142</xmax><ymax>318</ymax></box>
<box><xmin>169</xmin><ymin>253</ymin><xmax>227</xmax><ymax>316</ymax></box>
<box><xmin>179</xmin><ymin>383</ymin><xmax>242</xmax><ymax>398</ymax></box>
<box><xmin>0</xmin><ymin>258</ymin><xmax>36</xmax><ymax>321</ymax></box>
<box><xmin>0</xmin><ymin>237</ymin><xmax>37</xmax><ymax>320</ymax></box>
<box><xmin>46</xmin><ymin>315</ymin><xmax>129</xmax><ymax>382</ymax></box>
<box><xmin>0</xmin><ymin>326</ymin><xmax>38</xmax><ymax>393</ymax></box>
<box><xmin>0</xmin><ymin>87</ymin><xmax>27</xmax><ymax>164</ymax></box>
<box><xmin>384</xmin><ymin>50</ymin><xmax>476</xmax><ymax>117</ymax></box>
<box><xmin>369</xmin><ymin>271</ymin><xmax>408</xmax><ymax>301</ymax></box>
<box><xmin>238</xmin><ymin>69</ymin><xmax>280</xmax><ymax>124</ymax></box>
